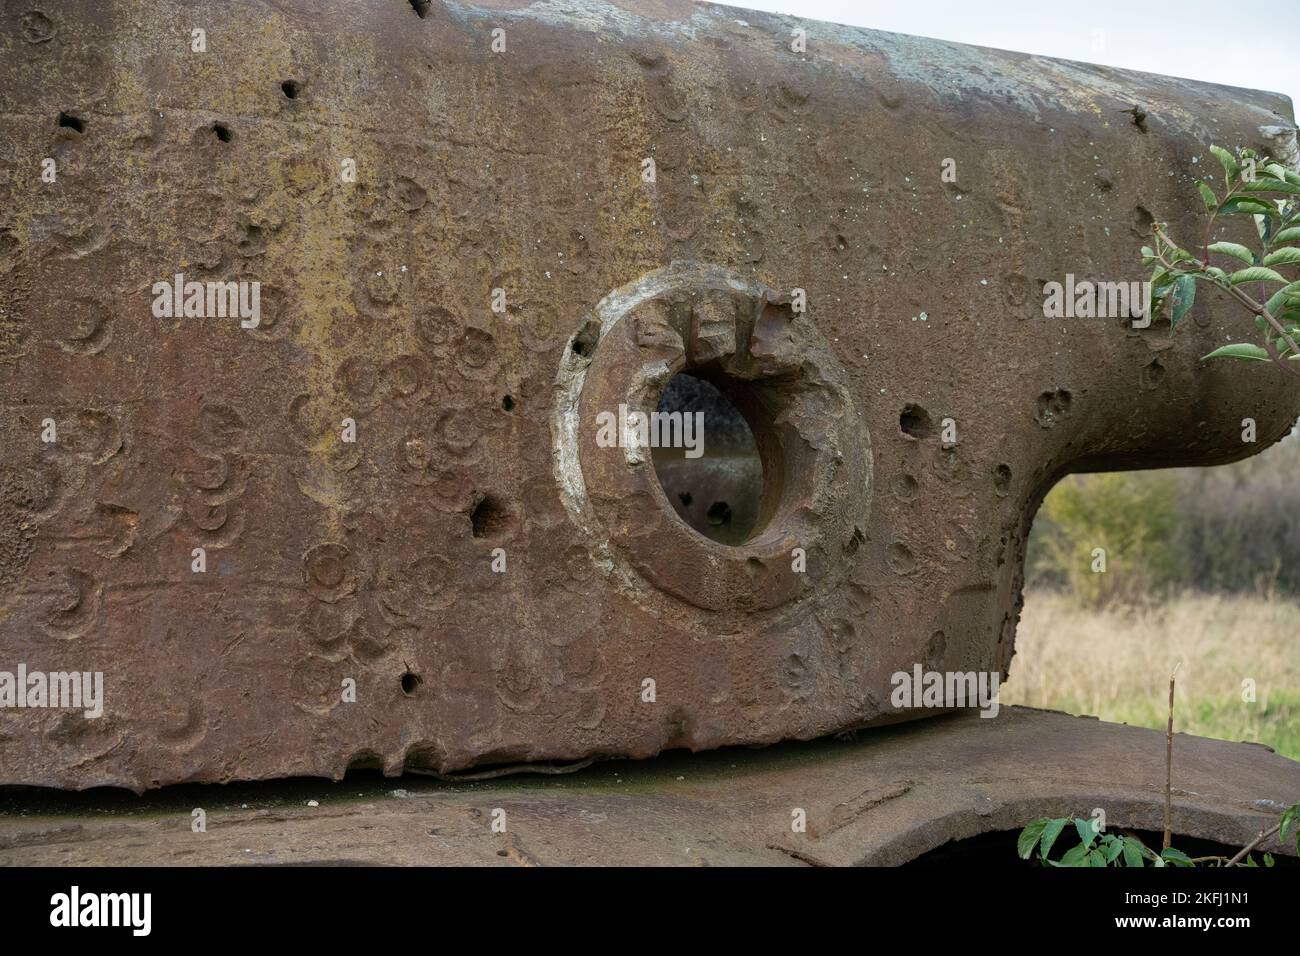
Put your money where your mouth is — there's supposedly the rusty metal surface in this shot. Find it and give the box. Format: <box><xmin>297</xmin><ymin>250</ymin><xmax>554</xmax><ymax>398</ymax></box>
<box><xmin>1</xmin><ymin>708</ymin><xmax>1297</xmax><ymax>865</ymax></box>
<box><xmin>1</xmin><ymin>0</ymin><xmax>1299</xmax><ymax>790</ymax></box>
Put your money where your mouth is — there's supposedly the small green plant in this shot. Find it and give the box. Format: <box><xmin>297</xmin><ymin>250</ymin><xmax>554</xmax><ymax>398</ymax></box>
<box><xmin>1019</xmin><ymin>803</ymin><xmax>1300</xmax><ymax>867</ymax></box>
<box><xmin>1018</xmin><ymin>817</ymin><xmax>1193</xmax><ymax>867</ymax></box>
<box><xmin>1142</xmin><ymin>145</ymin><xmax>1300</xmax><ymax>375</ymax></box>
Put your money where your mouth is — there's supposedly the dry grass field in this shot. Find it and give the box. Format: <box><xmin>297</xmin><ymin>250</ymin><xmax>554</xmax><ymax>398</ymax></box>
<box><xmin>1000</xmin><ymin>590</ymin><xmax>1300</xmax><ymax>760</ymax></box>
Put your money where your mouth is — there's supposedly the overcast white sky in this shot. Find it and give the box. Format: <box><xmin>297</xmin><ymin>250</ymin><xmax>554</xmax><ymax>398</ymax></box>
<box><xmin>714</xmin><ymin>0</ymin><xmax>1299</xmax><ymax>113</ymax></box>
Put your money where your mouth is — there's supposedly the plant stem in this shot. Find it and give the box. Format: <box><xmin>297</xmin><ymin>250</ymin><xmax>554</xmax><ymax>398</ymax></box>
<box><xmin>1164</xmin><ymin>664</ymin><xmax>1178</xmax><ymax>850</ymax></box>
<box><xmin>1226</xmin><ymin>822</ymin><xmax>1282</xmax><ymax>867</ymax></box>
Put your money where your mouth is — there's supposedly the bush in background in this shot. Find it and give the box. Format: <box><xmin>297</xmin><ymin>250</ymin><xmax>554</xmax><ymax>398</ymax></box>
<box><xmin>1030</xmin><ymin>472</ymin><xmax>1183</xmax><ymax>606</ymax></box>
<box><xmin>1027</xmin><ymin>432</ymin><xmax>1300</xmax><ymax>603</ymax></box>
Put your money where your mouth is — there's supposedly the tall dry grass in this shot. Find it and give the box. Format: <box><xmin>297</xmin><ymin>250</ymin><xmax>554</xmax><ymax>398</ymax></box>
<box><xmin>1000</xmin><ymin>590</ymin><xmax>1300</xmax><ymax>760</ymax></box>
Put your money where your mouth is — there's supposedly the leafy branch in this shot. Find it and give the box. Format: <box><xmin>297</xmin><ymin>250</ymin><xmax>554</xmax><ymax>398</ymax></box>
<box><xmin>1143</xmin><ymin>145</ymin><xmax>1300</xmax><ymax>376</ymax></box>
<box><xmin>1018</xmin><ymin>816</ymin><xmax>1196</xmax><ymax>867</ymax></box>
<box><xmin>1018</xmin><ymin>804</ymin><xmax>1300</xmax><ymax>868</ymax></box>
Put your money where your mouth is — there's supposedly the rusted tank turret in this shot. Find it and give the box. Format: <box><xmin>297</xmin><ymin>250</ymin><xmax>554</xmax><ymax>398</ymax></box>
<box><xmin>1</xmin><ymin>0</ymin><xmax>1297</xmax><ymax>791</ymax></box>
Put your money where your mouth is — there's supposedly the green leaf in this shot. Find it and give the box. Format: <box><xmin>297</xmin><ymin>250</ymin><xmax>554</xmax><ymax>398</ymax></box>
<box><xmin>1088</xmin><ymin>850</ymin><xmax>1108</xmax><ymax>867</ymax></box>
<box><xmin>1197</xmin><ymin>182</ymin><xmax>1218</xmax><ymax>211</ymax></box>
<box><xmin>1272</xmin><ymin>335</ymin><xmax>1300</xmax><ymax>359</ymax></box>
<box><xmin>1273</xmin><ymin>226</ymin><xmax>1300</xmax><ymax>245</ymax></box>
<box><xmin>1074</xmin><ymin>817</ymin><xmax>1098</xmax><ymax>848</ymax></box>
<box><xmin>1230</xmin><ymin>266</ymin><xmax>1287</xmax><ymax>285</ymax></box>
<box><xmin>1208</xmin><ymin>241</ymin><xmax>1255</xmax><ymax>264</ymax></box>
<box><xmin>1265</xmin><ymin>281</ymin><xmax>1300</xmax><ymax>316</ymax></box>
<box><xmin>1039</xmin><ymin>817</ymin><xmax>1068</xmax><ymax>861</ymax></box>
<box><xmin>1209</xmin><ymin>145</ymin><xmax>1239</xmax><ymax>183</ymax></box>
<box><xmin>1281</xmin><ymin>803</ymin><xmax>1300</xmax><ymax>844</ymax></box>
<box><xmin>1171</xmin><ymin>275</ymin><xmax>1196</xmax><ymax>328</ymax></box>
<box><xmin>1058</xmin><ymin>844</ymin><xmax>1090</xmax><ymax>867</ymax></box>
<box><xmin>1102</xmin><ymin>836</ymin><xmax>1125</xmax><ymax>862</ymax></box>
<box><xmin>1264</xmin><ymin>247</ymin><xmax>1300</xmax><ymax>267</ymax></box>
<box><xmin>1219</xmin><ymin>197</ymin><xmax>1280</xmax><ymax>217</ymax></box>
<box><xmin>1200</xmin><ymin>266</ymin><xmax>1228</xmax><ymax>282</ymax></box>
<box><xmin>1160</xmin><ymin>847</ymin><xmax>1195</xmax><ymax>867</ymax></box>
<box><xmin>1121</xmin><ymin>837</ymin><xmax>1146</xmax><ymax>868</ymax></box>
<box><xmin>1258</xmin><ymin>214</ymin><xmax>1275</xmax><ymax>244</ymax></box>
<box><xmin>1202</xmin><ymin>343</ymin><xmax>1271</xmax><ymax>362</ymax></box>
<box><xmin>1242</xmin><ymin>179</ymin><xmax>1300</xmax><ymax>196</ymax></box>
<box><xmin>1265</xmin><ymin>852</ymin><xmax>1275</xmax><ymax>867</ymax></box>
<box><xmin>1018</xmin><ymin>818</ymin><xmax>1049</xmax><ymax>859</ymax></box>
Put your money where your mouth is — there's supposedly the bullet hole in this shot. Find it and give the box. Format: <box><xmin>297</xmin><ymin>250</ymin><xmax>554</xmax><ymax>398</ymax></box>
<box><xmin>281</xmin><ymin>80</ymin><xmax>300</xmax><ymax>99</ymax></box>
<box><xmin>469</xmin><ymin>494</ymin><xmax>514</xmax><ymax>539</ymax></box>
<box><xmin>496</xmin><ymin>849</ymin><xmax>509</xmax><ymax>857</ymax></box>
<box><xmin>571</xmin><ymin>319</ymin><xmax>600</xmax><ymax>358</ymax></box>
<box><xmin>20</xmin><ymin>11</ymin><xmax>55</xmax><ymax>43</ymax></box>
<box><xmin>924</xmin><ymin>630</ymin><xmax>947</xmax><ymax>669</ymax></box>
<box><xmin>501</xmin><ymin>394</ymin><xmax>515</xmax><ymax>412</ymax></box>
<box><xmin>1142</xmin><ymin>358</ymin><xmax>1166</xmax><ymax>389</ymax></box>
<box><xmin>393</xmin><ymin>176</ymin><xmax>428</xmax><ymax>213</ymax></box>
<box><xmin>892</xmin><ymin>473</ymin><xmax>919</xmax><ymax>500</ymax></box>
<box><xmin>846</xmin><ymin>525</ymin><xmax>865</xmax><ymax>556</ymax></box>
<box><xmin>899</xmin><ymin>403</ymin><xmax>934</xmax><ymax>439</ymax></box>
<box><xmin>1125</xmin><ymin>105</ymin><xmax>1149</xmax><ymax>133</ymax></box>
<box><xmin>458</xmin><ymin>327</ymin><xmax>495</xmax><ymax>370</ymax></box>
<box><xmin>707</xmin><ymin>501</ymin><xmax>732</xmax><ymax>526</ymax></box>
<box><xmin>887</xmin><ymin>541</ymin><xmax>916</xmax><ymax>574</ymax></box>
<box><xmin>1034</xmin><ymin>389</ymin><xmax>1072</xmax><ymax>428</ymax></box>
<box><xmin>212</xmin><ymin>122</ymin><xmax>232</xmax><ymax>143</ymax></box>
<box><xmin>236</xmin><ymin>223</ymin><xmax>263</xmax><ymax>255</ymax></box>
<box><xmin>1134</xmin><ymin>205</ymin><xmax>1155</xmax><ymax>237</ymax></box>
<box><xmin>409</xmin><ymin>0</ymin><xmax>431</xmax><ymax>17</ymax></box>
<box><xmin>994</xmin><ymin>463</ymin><xmax>1012</xmax><ymax>497</ymax></box>
<box><xmin>678</xmin><ymin>491</ymin><xmax>692</xmax><ymax>507</ymax></box>
<box><xmin>57</xmin><ymin>112</ymin><xmax>84</xmax><ymax>134</ymax></box>
<box><xmin>400</xmin><ymin>671</ymin><xmax>422</xmax><ymax>696</ymax></box>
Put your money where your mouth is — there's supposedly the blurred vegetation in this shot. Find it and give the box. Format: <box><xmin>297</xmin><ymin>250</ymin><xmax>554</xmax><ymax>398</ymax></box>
<box><xmin>1000</xmin><ymin>592</ymin><xmax>1300</xmax><ymax>760</ymax></box>
<box><xmin>1013</xmin><ymin>432</ymin><xmax>1300</xmax><ymax>758</ymax></box>
<box><xmin>1027</xmin><ymin>431</ymin><xmax>1300</xmax><ymax>604</ymax></box>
